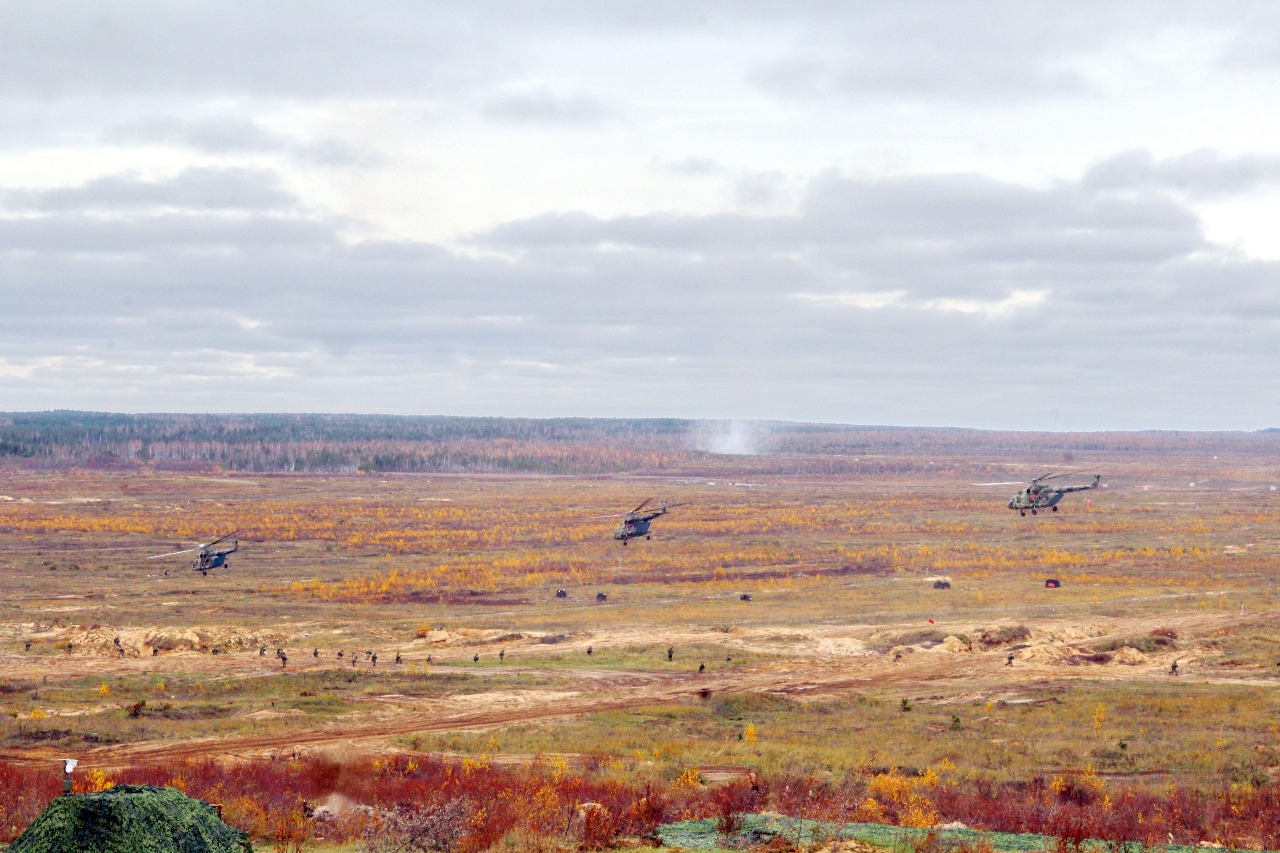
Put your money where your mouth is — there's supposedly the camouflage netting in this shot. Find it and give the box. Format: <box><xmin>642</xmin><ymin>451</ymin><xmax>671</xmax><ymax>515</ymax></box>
<box><xmin>10</xmin><ymin>785</ymin><xmax>254</xmax><ymax>853</ymax></box>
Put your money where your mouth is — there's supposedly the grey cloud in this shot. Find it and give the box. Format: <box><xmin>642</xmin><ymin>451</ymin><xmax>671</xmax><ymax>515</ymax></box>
<box><xmin>0</xmin><ymin>1</ymin><xmax>846</xmax><ymax>104</ymax></box>
<box><xmin>471</xmin><ymin>170</ymin><xmax>1206</xmax><ymax>287</ymax></box>
<box><xmin>471</xmin><ymin>210</ymin><xmax>777</xmax><ymax>254</ymax></box>
<box><xmin>2</xmin><ymin>4</ymin><xmax>1277</xmax><ymax>427</ymax></box>
<box><xmin>1083</xmin><ymin>149</ymin><xmax>1280</xmax><ymax>199</ymax></box>
<box><xmin>738</xmin><ymin>2</ymin><xmax>1278</xmax><ymax>108</ymax></box>
<box><xmin>1</xmin><ymin>167</ymin><xmax>299</xmax><ymax>214</ymax></box>
<box><xmin>751</xmin><ymin>53</ymin><xmax>1091</xmax><ymax>105</ymax></box>
<box><xmin>0</xmin><ymin>211</ymin><xmax>336</xmax><ymax>253</ymax></box>
<box><xmin>108</xmin><ymin>116</ymin><xmax>386</xmax><ymax>167</ymax></box>
<box><xmin>797</xmin><ymin>173</ymin><xmax>1198</xmax><ymax>243</ymax></box>
<box><xmin>2</xmin><ymin>154</ymin><xmax>1277</xmax><ymax>428</ymax></box>
<box><xmin>484</xmin><ymin>88</ymin><xmax>615</xmax><ymax>124</ymax></box>
<box><xmin>745</xmin><ymin>2</ymin><xmax>1109</xmax><ymax>104</ymax></box>
<box><xmin>1166</xmin><ymin>257</ymin><xmax>1280</xmax><ymax>321</ymax></box>
<box><xmin>958</xmin><ymin>225</ymin><xmax>1202</xmax><ymax>268</ymax></box>
<box><xmin>453</xmin><ymin>163</ymin><xmax>1271</xmax><ymax>404</ymax></box>
<box><xmin>296</xmin><ymin>138</ymin><xmax>389</xmax><ymax>168</ymax></box>
<box><xmin>1215</xmin><ymin>5</ymin><xmax>1280</xmax><ymax>69</ymax></box>
<box><xmin>0</xmin><ymin>4</ymin><xmax>502</xmax><ymax>99</ymax></box>
<box><xmin>109</xmin><ymin>116</ymin><xmax>285</xmax><ymax>155</ymax></box>
<box><xmin>733</xmin><ymin>171</ymin><xmax>789</xmax><ymax>209</ymax></box>
<box><xmin>0</xmin><ymin>2</ymin><xmax>1149</xmax><ymax>106</ymax></box>
<box><xmin>653</xmin><ymin>157</ymin><xmax>726</xmax><ymax>178</ymax></box>
<box><xmin>0</xmin><ymin>2</ymin><xmax>1261</xmax><ymax>117</ymax></box>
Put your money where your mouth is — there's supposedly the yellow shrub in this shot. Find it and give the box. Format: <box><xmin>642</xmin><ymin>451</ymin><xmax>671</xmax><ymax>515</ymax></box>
<box><xmin>902</xmin><ymin>799</ymin><xmax>939</xmax><ymax>828</ymax></box>
<box><xmin>867</xmin><ymin>769</ymin><xmax>914</xmax><ymax>801</ymax></box>
<box><xmin>461</xmin><ymin>756</ymin><xmax>491</xmax><ymax>775</ymax></box>
<box><xmin>674</xmin><ymin>767</ymin><xmax>703</xmax><ymax>789</ymax></box>
<box><xmin>84</xmin><ymin>769</ymin><xmax>114</xmax><ymax>793</ymax></box>
<box><xmin>546</xmin><ymin>755</ymin><xmax>571</xmax><ymax>781</ymax></box>
<box><xmin>855</xmin><ymin>797</ymin><xmax>886</xmax><ymax>823</ymax></box>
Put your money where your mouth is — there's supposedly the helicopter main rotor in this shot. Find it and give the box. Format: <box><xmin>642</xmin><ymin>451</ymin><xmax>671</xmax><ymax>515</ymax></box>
<box><xmin>148</xmin><ymin>530</ymin><xmax>239</xmax><ymax>560</ymax></box>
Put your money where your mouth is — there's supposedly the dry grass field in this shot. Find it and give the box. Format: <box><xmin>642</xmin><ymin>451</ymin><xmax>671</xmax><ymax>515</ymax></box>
<box><xmin>1</xmin><ymin>439</ymin><xmax>1279</xmax><ymax>849</ymax></box>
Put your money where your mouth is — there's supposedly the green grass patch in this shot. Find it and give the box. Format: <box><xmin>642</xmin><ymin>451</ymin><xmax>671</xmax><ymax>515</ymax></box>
<box><xmin>658</xmin><ymin>815</ymin><xmax>1273</xmax><ymax>853</ymax></box>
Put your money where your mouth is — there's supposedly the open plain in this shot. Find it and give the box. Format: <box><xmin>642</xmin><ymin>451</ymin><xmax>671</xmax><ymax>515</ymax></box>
<box><xmin>2</xmin><ymin>428</ymin><xmax>1279</xmax><ymax>849</ymax></box>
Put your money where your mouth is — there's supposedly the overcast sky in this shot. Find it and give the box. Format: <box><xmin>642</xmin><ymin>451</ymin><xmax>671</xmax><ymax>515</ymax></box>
<box><xmin>1</xmin><ymin>2</ymin><xmax>1278</xmax><ymax>430</ymax></box>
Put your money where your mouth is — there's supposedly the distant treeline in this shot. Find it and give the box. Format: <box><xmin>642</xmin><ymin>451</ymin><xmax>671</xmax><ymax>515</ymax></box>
<box><xmin>0</xmin><ymin>411</ymin><xmax>1276</xmax><ymax>475</ymax></box>
<box><xmin>0</xmin><ymin>412</ymin><xmax>692</xmax><ymax>474</ymax></box>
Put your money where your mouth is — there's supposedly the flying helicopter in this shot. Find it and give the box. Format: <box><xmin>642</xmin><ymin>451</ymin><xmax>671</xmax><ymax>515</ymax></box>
<box><xmin>148</xmin><ymin>531</ymin><xmax>239</xmax><ymax>575</ymax></box>
<box><xmin>977</xmin><ymin>472</ymin><xmax>1102</xmax><ymax>516</ymax></box>
<box><xmin>590</xmin><ymin>499</ymin><xmax>685</xmax><ymax>544</ymax></box>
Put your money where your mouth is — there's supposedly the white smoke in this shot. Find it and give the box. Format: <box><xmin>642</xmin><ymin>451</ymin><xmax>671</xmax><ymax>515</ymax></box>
<box><xmin>692</xmin><ymin>419</ymin><xmax>771</xmax><ymax>456</ymax></box>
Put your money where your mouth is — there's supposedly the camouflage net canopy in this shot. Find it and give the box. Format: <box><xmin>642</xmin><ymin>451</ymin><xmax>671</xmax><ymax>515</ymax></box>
<box><xmin>10</xmin><ymin>785</ymin><xmax>253</xmax><ymax>853</ymax></box>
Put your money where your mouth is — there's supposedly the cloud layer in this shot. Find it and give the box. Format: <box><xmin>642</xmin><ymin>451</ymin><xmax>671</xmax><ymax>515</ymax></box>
<box><xmin>1</xmin><ymin>3</ymin><xmax>1277</xmax><ymax>429</ymax></box>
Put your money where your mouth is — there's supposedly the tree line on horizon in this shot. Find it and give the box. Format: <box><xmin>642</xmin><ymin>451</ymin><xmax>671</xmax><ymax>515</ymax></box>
<box><xmin>0</xmin><ymin>411</ymin><xmax>1275</xmax><ymax>475</ymax></box>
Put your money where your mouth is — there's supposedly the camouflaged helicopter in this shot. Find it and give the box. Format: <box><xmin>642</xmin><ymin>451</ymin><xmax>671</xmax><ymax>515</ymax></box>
<box><xmin>590</xmin><ymin>498</ymin><xmax>685</xmax><ymax>544</ymax></box>
<box><xmin>977</xmin><ymin>472</ymin><xmax>1102</xmax><ymax>516</ymax></box>
<box><xmin>148</xmin><ymin>531</ymin><xmax>239</xmax><ymax>575</ymax></box>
